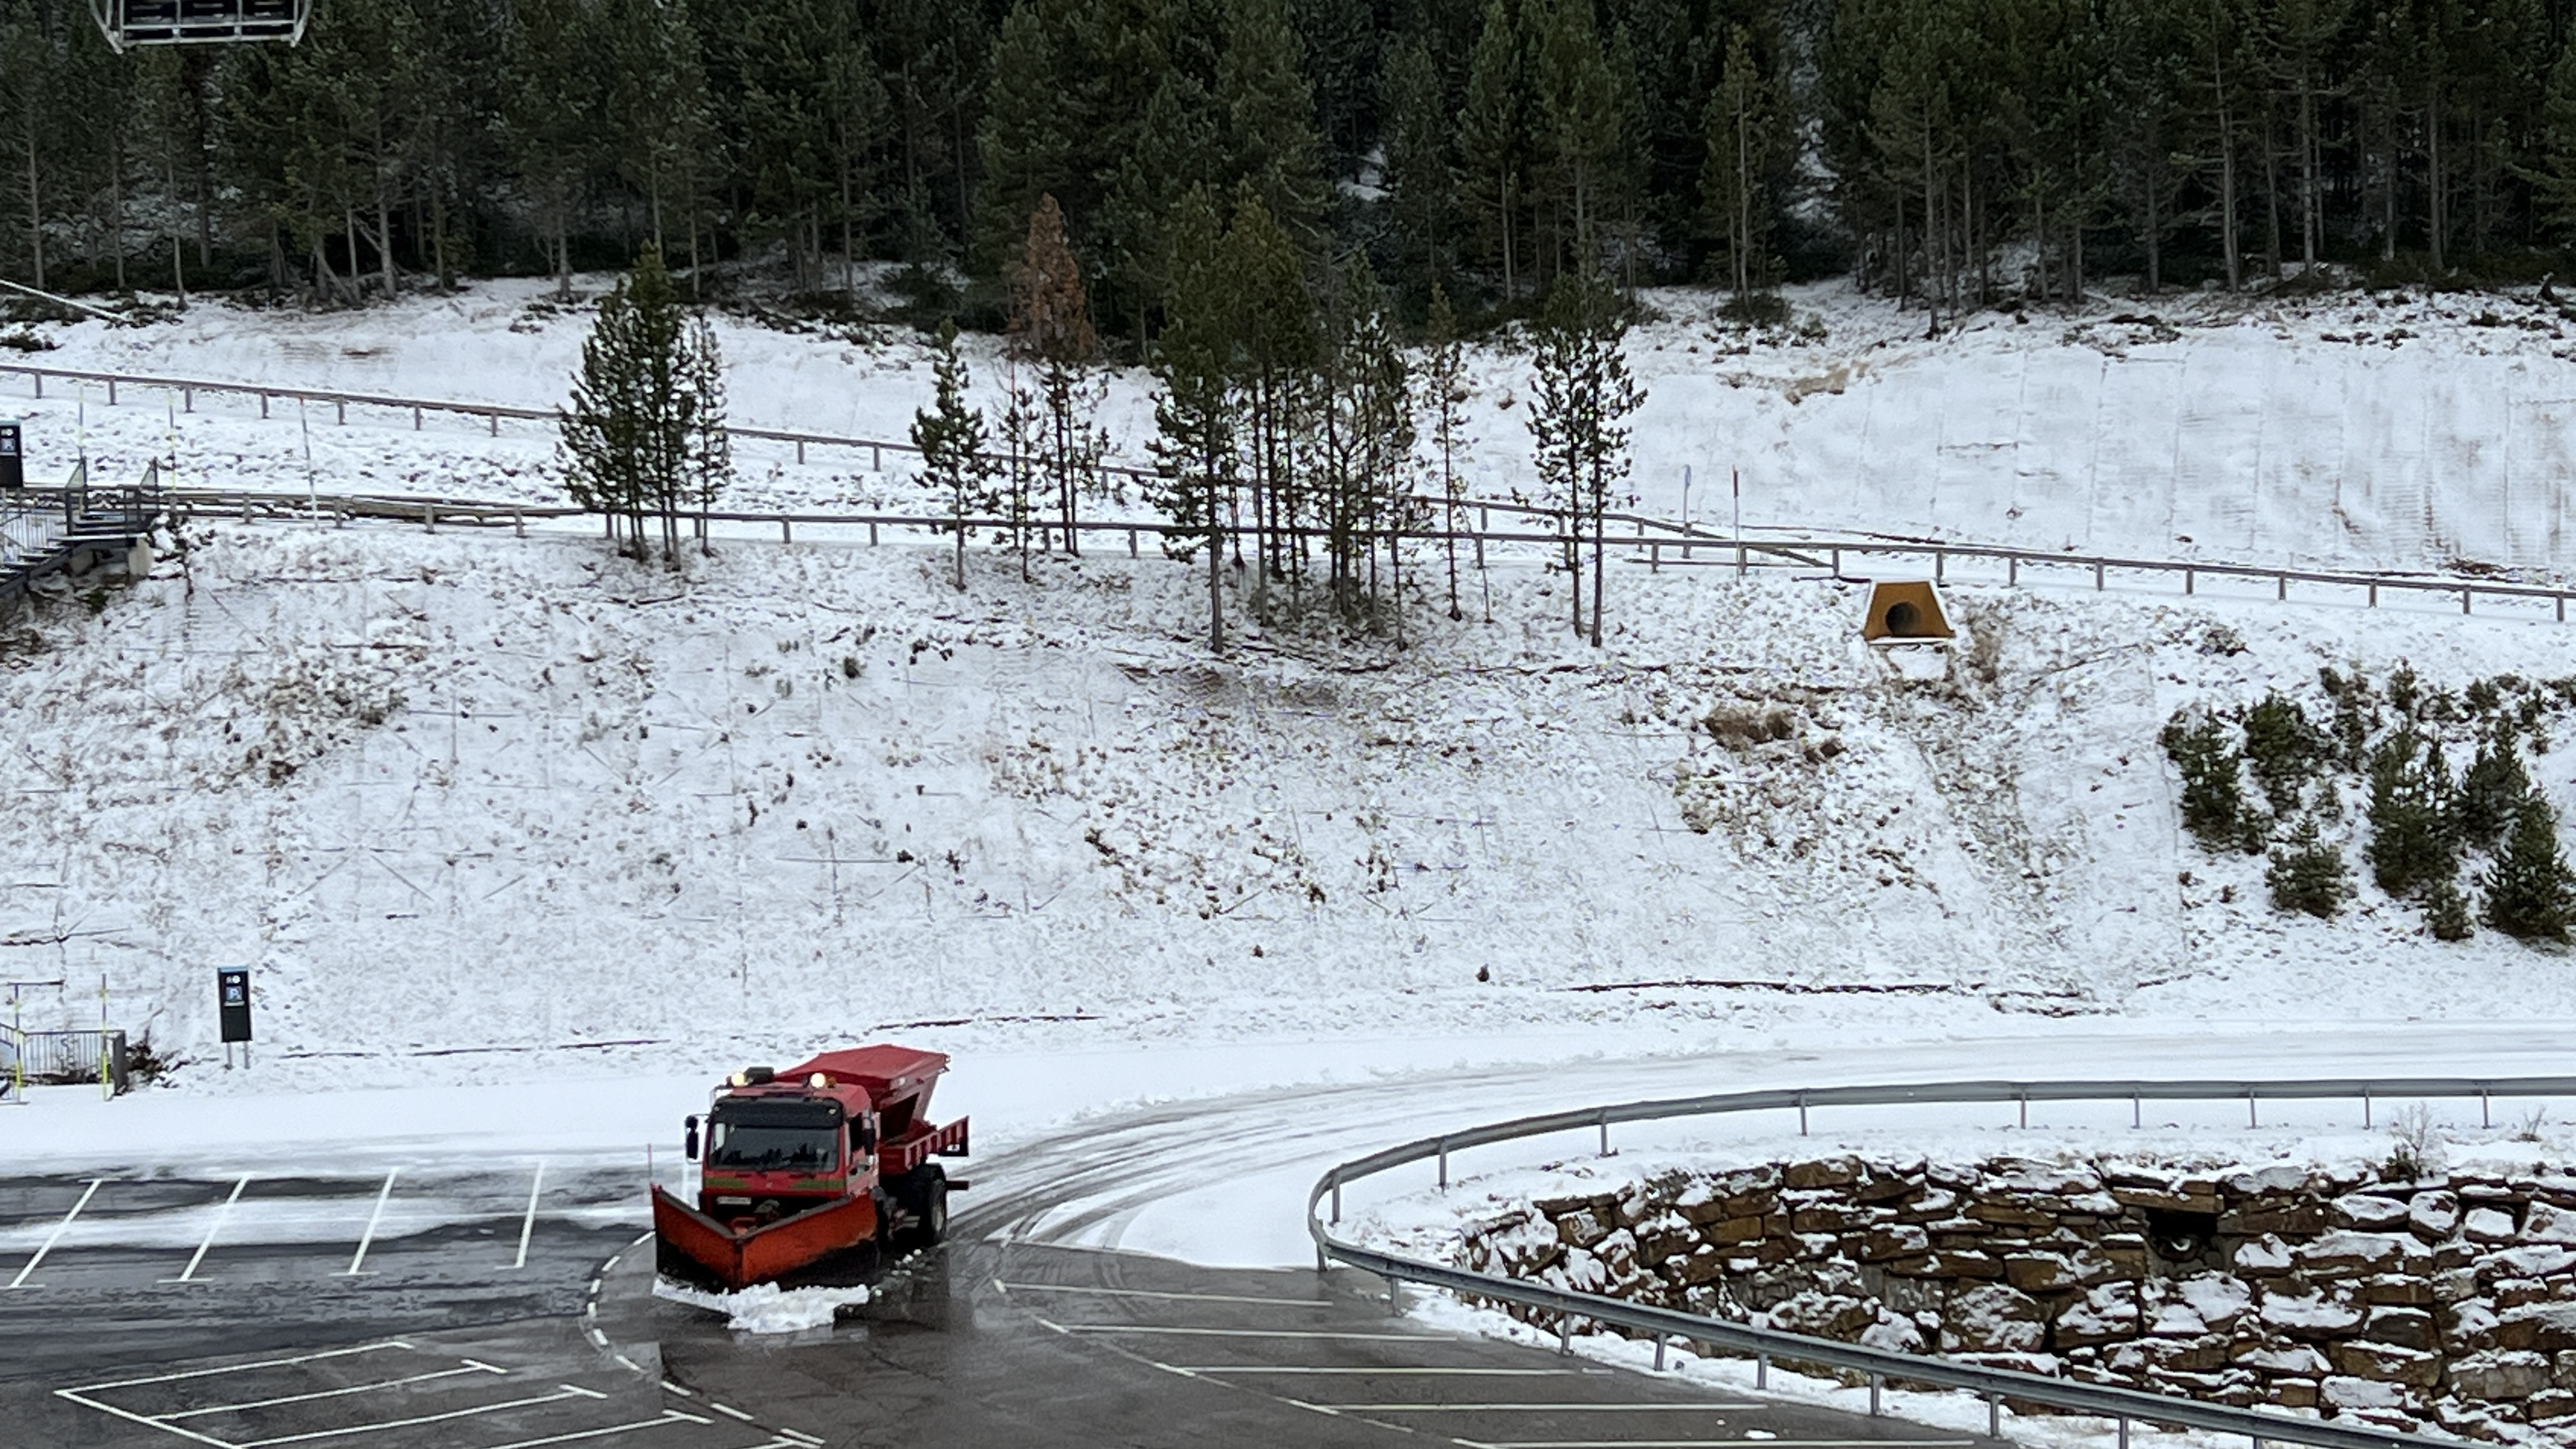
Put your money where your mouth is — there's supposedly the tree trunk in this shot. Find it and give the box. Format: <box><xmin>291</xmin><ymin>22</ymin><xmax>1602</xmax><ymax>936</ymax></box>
<box><xmin>2219</xmin><ymin>78</ymin><xmax>2240</xmax><ymax>289</ymax></box>
<box><xmin>378</xmin><ymin>188</ymin><xmax>397</xmax><ymax>299</ymax></box>
<box><xmin>2428</xmin><ymin>84</ymin><xmax>2446</xmax><ymax>273</ymax></box>
<box><xmin>109</xmin><ymin>129</ymin><xmax>125</xmax><ymax>293</ymax></box>
<box><xmin>25</xmin><ymin>125</ymin><xmax>45</xmax><ymax>290</ymax></box>
<box><xmin>2299</xmin><ymin>75</ymin><xmax>2319</xmax><ymax>269</ymax></box>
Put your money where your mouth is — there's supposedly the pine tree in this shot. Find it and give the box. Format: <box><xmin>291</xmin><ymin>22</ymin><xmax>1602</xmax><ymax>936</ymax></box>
<box><xmin>913</xmin><ymin>320</ymin><xmax>999</xmax><ymax>591</ymax></box>
<box><xmin>1147</xmin><ymin>186</ymin><xmax>1239</xmax><ymax>650</ymax></box>
<box><xmin>2366</xmin><ymin>728</ymin><xmax>2456</xmax><ymax>899</ymax></box>
<box><xmin>505</xmin><ymin>0</ymin><xmax>606</xmax><ymax>298</ymax></box>
<box><xmin>1223</xmin><ymin>192</ymin><xmax>1319</xmax><ymax>617</ymax></box>
<box><xmin>2457</xmin><ymin>730</ymin><xmax>2537</xmax><ymax>851</ymax></box>
<box><xmin>1379</xmin><ymin>34</ymin><xmax>1455</xmax><ymax>307</ymax></box>
<box><xmin>1459</xmin><ymin>0</ymin><xmax>1528</xmax><ymax>301</ymax></box>
<box><xmin>558</xmin><ymin>244</ymin><xmax>731</xmax><ymax>564</ymax></box>
<box><xmin>1418</xmin><ymin>282</ymin><xmax>1473</xmax><ymax>621</ymax></box>
<box><xmin>2531</xmin><ymin>39</ymin><xmax>2576</xmax><ymax>241</ymax></box>
<box><xmin>1698</xmin><ymin>24</ymin><xmax>1775</xmax><ymax>300</ymax></box>
<box><xmin>2484</xmin><ymin>797</ymin><xmax>2575</xmax><ymax>942</ymax></box>
<box><xmin>1008</xmin><ymin>194</ymin><xmax>1110</xmax><ymax>557</ymax></box>
<box><xmin>1218</xmin><ymin>0</ymin><xmax>1330</xmax><ymax>241</ymax></box>
<box><xmin>2426</xmin><ymin>871</ymin><xmax>2474</xmax><ymax>940</ymax></box>
<box><xmin>1528</xmin><ymin>265</ymin><xmax>1641</xmax><ymax>647</ymax></box>
<box><xmin>2267</xmin><ymin>821</ymin><xmax>2350</xmax><ymax>919</ymax></box>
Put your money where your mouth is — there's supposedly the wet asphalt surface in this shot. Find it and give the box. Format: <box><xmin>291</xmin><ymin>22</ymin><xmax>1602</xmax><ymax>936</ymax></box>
<box><xmin>0</xmin><ymin>1146</ymin><xmax>2009</xmax><ymax>1449</ymax></box>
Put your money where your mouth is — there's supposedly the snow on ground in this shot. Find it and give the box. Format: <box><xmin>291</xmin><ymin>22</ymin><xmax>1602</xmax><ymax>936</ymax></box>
<box><xmin>4</xmin><ymin>277</ymin><xmax>2573</xmax><ymax>578</ymax></box>
<box><xmin>1351</xmin><ymin>1093</ymin><xmax>2576</xmax><ymax>1449</ymax></box>
<box><xmin>4</xmin><ymin>508</ymin><xmax>2576</xmax><ymax>1098</ymax></box>
<box><xmin>652</xmin><ymin>1279</ymin><xmax>870</xmax><ymax>1334</ymax></box>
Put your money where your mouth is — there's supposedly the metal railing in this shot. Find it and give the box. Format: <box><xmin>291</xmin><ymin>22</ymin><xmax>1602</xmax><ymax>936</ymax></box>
<box><xmin>0</xmin><ymin>1023</ymin><xmax>128</xmax><ymax>1098</ymax></box>
<box><xmin>1311</xmin><ymin>1075</ymin><xmax>2576</xmax><ymax>1449</ymax></box>
<box><xmin>13</xmin><ymin>358</ymin><xmax>2572</xmax><ymax>620</ymax></box>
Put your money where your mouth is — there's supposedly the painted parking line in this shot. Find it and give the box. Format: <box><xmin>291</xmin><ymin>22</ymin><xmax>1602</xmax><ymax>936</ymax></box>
<box><xmin>164</xmin><ymin>1174</ymin><xmax>252</xmax><ymax>1284</ymax></box>
<box><xmin>4</xmin><ymin>1176</ymin><xmax>103</xmax><ymax>1289</ymax></box>
<box><xmin>236</xmin><ymin>1382</ymin><xmax>607</xmax><ymax>1447</ymax></box>
<box><xmin>61</xmin><ymin>1340</ymin><xmax>413</xmax><ymax>1395</ymax></box>
<box><xmin>341</xmin><ymin>1170</ymin><xmax>401</xmax><ymax>1276</ymax></box>
<box><xmin>992</xmin><ymin>1280</ymin><xmax>1335</xmax><ymax>1308</ymax></box>
<box><xmin>479</xmin><ymin>1409</ymin><xmax>728</xmax><ymax>1449</ymax></box>
<box><xmin>1319</xmin><ymin>1392</ymin><xmax>1761</xmax><ymax>1402</ymax></box>
<box><xmin>509</xmin><ymin>1162</ymin><xmax>545</xmax><ymax>1270</ymax></box>
<box><xmin>160</xmin><ymin>1363</ymin><xmax>506</xmax><ymax>1420</ymax></box>
<box><xmin>1169</xmin><ymin>1366</ymin><xmax>1593</xmax><ymax>1376</ymax></box>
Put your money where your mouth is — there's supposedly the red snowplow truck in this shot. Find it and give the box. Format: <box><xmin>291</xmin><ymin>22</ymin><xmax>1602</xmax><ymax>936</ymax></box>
<box><xmin>652</xmin><ymin>1044</ymin><xmax>969</xmax><ymax>1290</ymax></box>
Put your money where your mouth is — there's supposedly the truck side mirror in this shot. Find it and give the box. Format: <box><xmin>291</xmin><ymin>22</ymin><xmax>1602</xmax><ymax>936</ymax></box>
<box><xmin>684</xmin><ymin>1115</ymin><xmax>700</xmax><ymax>1162</ymax></box>
<box><xmin>855</xmin><ymin>1121</ymin><xmax>875</xmax><ymax>1152</ymax></box>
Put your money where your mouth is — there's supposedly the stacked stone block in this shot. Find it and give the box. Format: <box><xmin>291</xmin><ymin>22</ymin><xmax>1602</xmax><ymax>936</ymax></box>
<box><xmin>1457</xmin><ymin>1155</ymin><xmax>2576</xmax><ymax>1441</ymax></box>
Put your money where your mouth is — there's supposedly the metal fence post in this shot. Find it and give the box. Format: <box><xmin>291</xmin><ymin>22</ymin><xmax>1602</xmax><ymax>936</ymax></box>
<box><xmin>2463</xmin><ymin>588</ymin><xmax>2474</xmax><ymax>617</ymax></box>
<box><xmin>1438</xmin><ymin>1144</ymin><xmax>1448</xmax><ymax>1190</ymax></box>
<box><xmin>1653</xmin><ymin>1336</ymin><xmax>1667</xmax><ymax>1371</ymax></box>
<box><xmin>335</xmin><ymin>397</ymin><xmax>345</xmax><ymax>424</ymax></box>
<box><xmin>796</xmin><ymin>440</ymin><xmax>806</xmax><ymax>464</ymax></box>
<box><xmin>1558</xmin><ymin>1314</ymin><xmax>1572</xmax><ymax>1354</ymax></box>
<box><xmin>1756</xmin><ymin>1353</ymin><xmax>1768</xmax><ymax>1390</ymax></box>
<box><xmin>107</xmin><ymin>378</ymin><xmax>117</xmax><ymax>406</ymax></box>
<box><xmin>1797</xmin><ymin>1094</ymin><xmax>1808</xmax><ymax>1135</ymax></box>
<box><xmin>412</xmin><ymin>406</ymin><xmax>422</xmax><ymax>431</ymax></box>
<box><xmin>2183</xmin><ymin>567</ymin><xmax>2192</xmax><ymax>595</ymax></box>
<box><xmin>1330</xmin><ymin>1183</ymin><xmax>1341</xmax><ymax>1225</ymax></box>
<box><xmin>1869</xmin><ymin>1374</ymin><xmax>1882</xmax><ymax>1416</ymax></box>
<box><xmin>2093</xmin><ymin>560</ymin><xmax>2104</xmax><ymax>590</ymax></box>
<box><xmin>871</xmin><ymin>444</ymin><xmax>882</xmax><ymax>471</ymax></box>
<box><xmin>2276</xmin><ymin>572</ymin><xmax>2287</xmax><ymax>601</ymax></box>
<box><xmin>1987</xmin><ymin>1394</ymin><xmax>2000</xmax><ymax>1437</ymax></box>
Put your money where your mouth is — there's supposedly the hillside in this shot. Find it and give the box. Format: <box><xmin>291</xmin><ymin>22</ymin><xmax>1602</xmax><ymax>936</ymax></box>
<box><xmin>10</xmin><ymin>279</ymin><xmax>2575</xmax><ymax>580</ymax></box>
<box><xmin>4</xmin><ymin>503</ymin><xmax>2573</xmax><ymax>1091</ymax></box>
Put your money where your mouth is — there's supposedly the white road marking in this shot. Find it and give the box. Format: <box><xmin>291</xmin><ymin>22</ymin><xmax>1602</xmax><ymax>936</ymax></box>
<box><xmin>62</xmin><ymin>1340</ymin><xmax>410</xmax><ymax>1393</ymax></box>
<box><xmin>161</xmin><ymin>1363</ymin><xmax>505</xmax><ymax>1420</ymax></box>
<box><xmin>341</xmin><ymin>1169</ymin><xmax>401</xmax><ymax>1276</ymax></box>
<box><xmin>509</xmin><ymin>1161</ymin><xmax>545</xmax><ymax>1269</ymax></box>
<box><xmin>1050</xmin><ymin>1322</ymin><xmax>1451</xmax><ymax>1341</ymax></box>
<box><xmin>1169</xmin><ymin>1366</ymin><xmax>1591</xmax><ymax>1376</ymax></box>
<box><xmin>1329</xmin><ymin>1392</ymin><xmax>1772</xmax><ymax>1402</ymax></box>
<box><xmin>1324</xmin><ymin>1403</ymin><xmax>1763</xmax><ymax>1413</ymax></box>
<box><xmin>167</xmin><ymin>1175</ymin><xmax>252</xmax><ymax>1284</ymax></box>
<box><xmin>710</xmin><ymin>1402</ymin><xmax>758</xmax><ymax>1422</ymax></box>
<box><xmin>50</xmin><ymin>1392</ymin><xmax>233</xmax><ymax>1449</ymax></box>
<box><xmin>5</xmin><ymin>1177</ymin><xmax>103</xmax><ymax>1289</ymax></box>
<box><xmin>482</xmin><ymin>1411</ymin><xmax>714</xmax><ymax>1449</ymax></box>
<box><xmin>237</xmin><ymin>1386</ymin><xmax>595</xmax><ymax>1446</ymax></box>
<box><xmin>993</xmin><ymin>1280</ymin><xmax>1335</xmax><ymax>1308</ymax></box>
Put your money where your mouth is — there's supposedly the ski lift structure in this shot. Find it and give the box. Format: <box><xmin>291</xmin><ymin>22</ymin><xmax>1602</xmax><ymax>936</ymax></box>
<box><xmin>90</xmin><ymin>0</ymin><xmax>310</xmax><ymax>53</ymax></box>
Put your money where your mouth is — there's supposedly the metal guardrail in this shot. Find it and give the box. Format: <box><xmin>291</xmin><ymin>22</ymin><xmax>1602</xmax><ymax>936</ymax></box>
<box><xmin>0</xmin><ymin>1023</ymin><xmax>128</xmax><ymax>1098</ymax></box>
<box><xmin>12</xmin><ymin>360</ymin><xmax>2570</xmax><ymax>620</ymax></box>
<box><xmin>1310</xmin><ymin>1075</ymin><xmax>2576</xmax><ymax>1449</ymax></box>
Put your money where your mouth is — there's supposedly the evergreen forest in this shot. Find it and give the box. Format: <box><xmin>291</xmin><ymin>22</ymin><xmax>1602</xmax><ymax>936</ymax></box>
<box><xmin>11</xmin><ymin>0</ymin><xmax>2576</xmax><ymax>333</ymax></box>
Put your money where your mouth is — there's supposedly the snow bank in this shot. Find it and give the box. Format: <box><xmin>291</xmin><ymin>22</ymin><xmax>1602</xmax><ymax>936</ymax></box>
<box><xmin>652</xmin><ymin>1278</ymin><xmax>870</xmax><ymax>1333</ymax></box>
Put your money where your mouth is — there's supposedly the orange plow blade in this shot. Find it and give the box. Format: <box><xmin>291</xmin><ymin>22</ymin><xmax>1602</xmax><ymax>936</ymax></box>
<box><xmin>651</xmin><ymin>1186</ymin><xmax>880</xmax><ymax>1291</ymax></box>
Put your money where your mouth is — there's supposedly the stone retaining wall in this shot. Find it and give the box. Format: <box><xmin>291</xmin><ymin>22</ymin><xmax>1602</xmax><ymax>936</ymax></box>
<box><xmin>1460</xmin><ymin>1155</ymin><xmax>2576</xmax><ymax>1441</ymax></box>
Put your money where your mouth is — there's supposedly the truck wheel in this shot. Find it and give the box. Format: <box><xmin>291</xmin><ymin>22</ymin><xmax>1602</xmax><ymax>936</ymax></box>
<box><xmin>895</xmin><ymin>1166</ymin><xmax>947</xmax><ymax>1249</ymax></box>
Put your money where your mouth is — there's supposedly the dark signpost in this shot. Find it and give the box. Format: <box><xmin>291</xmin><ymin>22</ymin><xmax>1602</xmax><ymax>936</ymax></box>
<box><xmin>0</xmin><ymin>420</ymin><xmax>22</xmax><ymax>491</ymax></box>
<box><xmin>218</xmin><ymin>968</ymin><xmax>252</xmax><ymax>1068</ymax></box>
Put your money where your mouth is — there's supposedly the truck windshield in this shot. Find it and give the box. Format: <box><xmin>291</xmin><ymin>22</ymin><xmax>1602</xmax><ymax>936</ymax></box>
<box><xmin>707</xmin><ymin>1100</ymin><xmax>841</xmax><ymax>1172</ymax></box>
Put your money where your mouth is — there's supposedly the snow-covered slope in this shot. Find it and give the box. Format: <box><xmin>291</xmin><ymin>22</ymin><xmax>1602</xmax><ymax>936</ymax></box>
<box><xmin>5</xmin><ymin>512</ymin><xmax>2574</xmax><ymax>1091</ymax></box>
<box><xmin>10</xmin><ymin>279</ymin><xmax>2573</xmax><ymax>578</ymax></box>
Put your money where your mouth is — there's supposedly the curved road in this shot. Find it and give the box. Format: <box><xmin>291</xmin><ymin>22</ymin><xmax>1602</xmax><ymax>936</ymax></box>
<box><xmin>12</xmin><ymin>1027</ymin><xmax>2575</xmax><ymax>1448</ymax></box>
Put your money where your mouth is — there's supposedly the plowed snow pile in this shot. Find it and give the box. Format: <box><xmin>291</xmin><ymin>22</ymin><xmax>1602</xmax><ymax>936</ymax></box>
<box><xmin>4</xmin><ymin>519</ymin><xmax>2573</xmax><ymax>1089</ymax></box>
